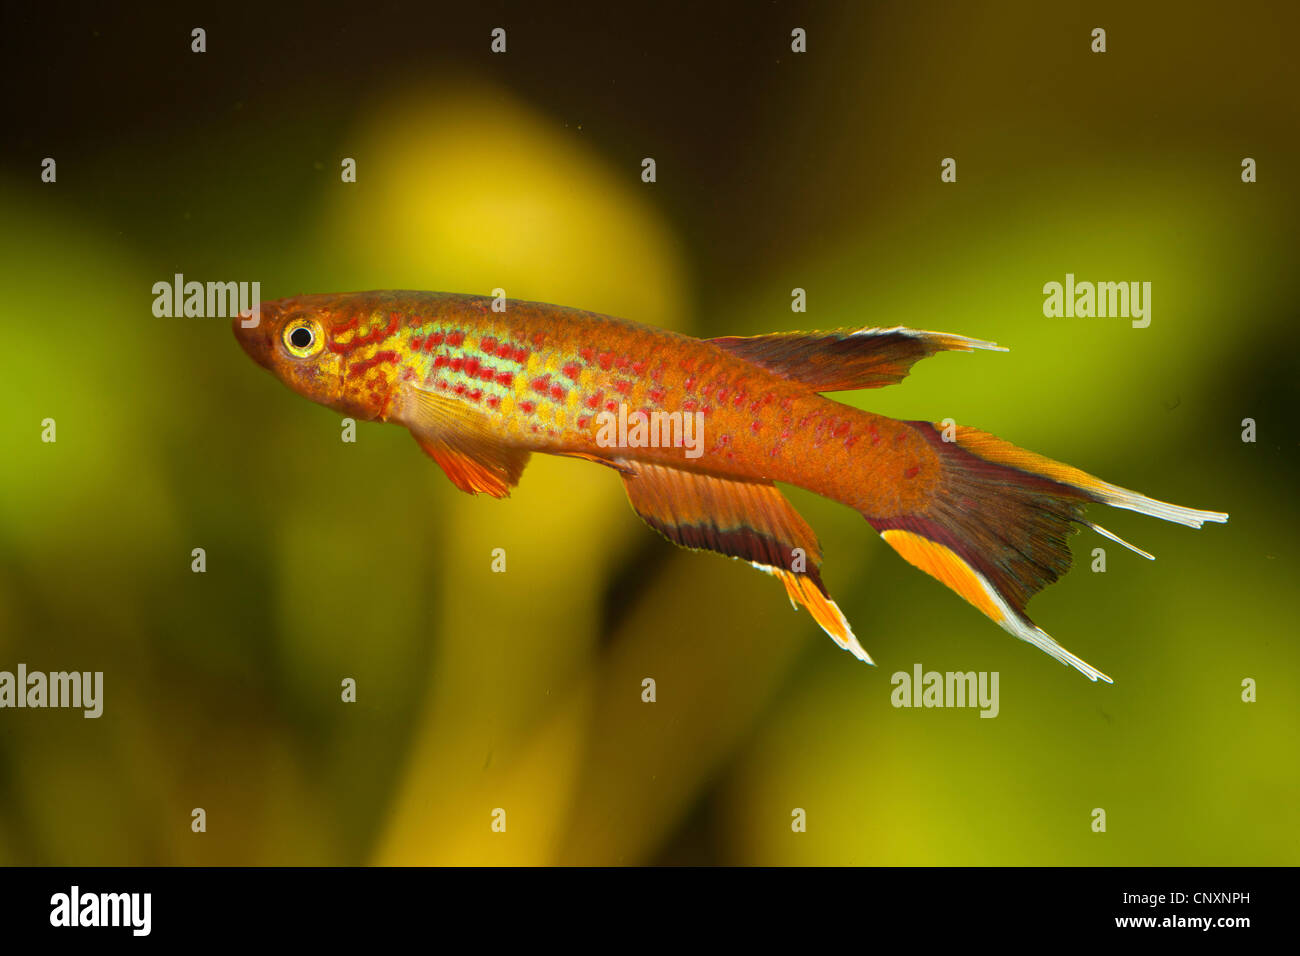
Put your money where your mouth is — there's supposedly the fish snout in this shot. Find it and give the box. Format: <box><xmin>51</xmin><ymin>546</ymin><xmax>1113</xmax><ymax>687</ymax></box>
<box><xmin>233</xmin><ymin>302</ymin><xmax>278</xmax><ymax>370</ymax></box>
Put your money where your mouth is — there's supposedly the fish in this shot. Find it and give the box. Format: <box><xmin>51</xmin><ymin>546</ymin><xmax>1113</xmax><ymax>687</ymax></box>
<box><xmin>234</xmin><ymin>290</ymin><xmax>1228</xmax><ymax>682</ymax></box>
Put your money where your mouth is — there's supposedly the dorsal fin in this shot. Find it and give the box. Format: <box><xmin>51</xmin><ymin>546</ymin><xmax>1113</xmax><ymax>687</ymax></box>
<box><xmin>709</xmin><ymin>327</ymin><xmax>1006</xmax><ymax>391</ymax></box>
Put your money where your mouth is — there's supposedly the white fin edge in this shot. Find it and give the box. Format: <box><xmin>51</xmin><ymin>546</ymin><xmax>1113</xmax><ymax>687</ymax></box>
<box><xmin>972</xmin><ymin>563</ymin><xmax>1114</xmax><ymax>683</ymax></box>
<box><xmin>1087</xmin><ymin>522</ymin><xmax>1156</xmax><ymax>561</ymax></box>
<box><xmin>750</xmin><ymin>561</ymin><xmax>875</xmax><ymax>666</ymax></box>
<box><xmin>1093</xmin><ymin>482</ymin><xmax>1228</xmax><ymax>529</ymax></box>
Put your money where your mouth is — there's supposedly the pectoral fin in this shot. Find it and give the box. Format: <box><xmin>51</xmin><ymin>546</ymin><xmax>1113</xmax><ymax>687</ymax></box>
<box><xmin>405</xmin><ymin>384</ymin><xmax>530</xmax><ymax>498</ymax></box>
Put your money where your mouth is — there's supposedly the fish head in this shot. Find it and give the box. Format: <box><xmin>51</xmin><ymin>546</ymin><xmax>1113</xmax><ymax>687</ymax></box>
<box><xmin>234</xmin><ymin>294</ymin><xmax>386</xmax><ymax>420</ymax></box>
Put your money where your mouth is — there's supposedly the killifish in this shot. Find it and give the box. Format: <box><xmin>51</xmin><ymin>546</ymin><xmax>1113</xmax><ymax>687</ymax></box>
<box><xmin>234</xmin><ymin>291</ymin><xmax>1228</xmax><ymax>682</ymax></box>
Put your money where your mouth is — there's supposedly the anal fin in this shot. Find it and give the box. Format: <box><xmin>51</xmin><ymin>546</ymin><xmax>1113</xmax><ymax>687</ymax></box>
<box><xmin>618</xmin><ymin>461</ymin><xmax>872</xmax><ymax>664</ymax></box>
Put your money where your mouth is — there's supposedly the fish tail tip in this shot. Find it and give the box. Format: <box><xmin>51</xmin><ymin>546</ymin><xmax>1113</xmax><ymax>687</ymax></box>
<box><xmin>851</xmin><ymin>645</ymin><xmax>877</xmax><ymax>666</ymax></box>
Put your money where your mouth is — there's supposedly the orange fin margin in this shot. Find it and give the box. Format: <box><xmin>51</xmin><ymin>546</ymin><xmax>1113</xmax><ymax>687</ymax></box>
<box><xmin>948</xmin><ymin>425</ymin><xmax>1228</xmax><ymax>528</ymax></box>
<box><xmin>410</xmin><ymin>432</ymin><xmax>529</xmax><ymax>497</ymax></box>
<box><xmin>618</xmin><ymin>461</ymin><xmax>872</xmax><ymax>663</ymax></box>
<box><xmin>879</xmin><ymin>529</ymin><xmax>1112</xmax><ymax>682</ymax></box>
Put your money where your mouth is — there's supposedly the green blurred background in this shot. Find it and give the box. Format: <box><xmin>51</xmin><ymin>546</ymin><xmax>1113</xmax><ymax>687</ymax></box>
<box><xmin>1</xmin><ymin>1</ymin><xmax>1296</xmax><ymax>865</ymax></box>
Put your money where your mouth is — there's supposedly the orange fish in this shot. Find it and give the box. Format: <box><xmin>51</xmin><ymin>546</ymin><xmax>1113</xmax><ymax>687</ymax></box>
<box><xmin>235</xmin><ymin>291</ymin><xmax>1227</xmax><ymax>682</ymax></box>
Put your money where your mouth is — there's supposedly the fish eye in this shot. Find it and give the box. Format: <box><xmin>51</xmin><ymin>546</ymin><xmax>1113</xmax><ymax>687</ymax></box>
<box><xmin>282</xmin><ymin>319</ymin><xmax>323</xmax><ymax>358</ymax></box>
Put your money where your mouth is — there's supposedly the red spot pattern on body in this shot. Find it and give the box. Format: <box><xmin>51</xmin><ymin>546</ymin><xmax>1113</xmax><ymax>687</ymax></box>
<box><xmin>614</xmin><ymin>379</ymin><xmax>632</xmax><ymax>395</ymax></box>
<box><xmin>531</xmin><ymin>375</ymin><xmax>551</xmax><ymax>393</ymax></box>
<box><xmin>519</xmin><ymin>400</ymin><xmax>536</xmax><ymax>414</ymax></box>
<box><xmin>347</xmin><ymin>350</ymin><xmax>400</xmax><ymax>379</ymax></box>
<box><xmin>549</xmin><ymin>384</ymin><xmax>566</xmax><ymax>401</ymax></box>
<box><xmin>751</xmin><ymin>420</ymin><xmax>762</xmax><ymax>433</ymax></box>
<box><xmin>411</xmin><ymin>336</ymin><xmax>424</xmax><ymax>351</ymax></box>
<box><xmin>579</xmin><ymin>347</ymin><xmax>595</xmax><ymax>363</ymax></box>
<box><xmin>903</xmin><ymin>465</ymin><xmax>920</xmax><ymax>479</ymax></box>
<box><xmin>577</xmin><ymin>415</ymin><xmax>590</xmax><ymax>429</ymax></box>
<box><xmin>631</xmin><ymin>360</ymin><xmax>647</xmax><ymax>375</ymax></box>
<box><xmin>481</xmin><ymin>336</ymin><xmax>497</xmax><ymax>353</ymax></box>
<box><xmin>585</xmin><ymin>391</ymin><xmax>604</xmax><ymax>410</ymax></box>
<box><xmin>337</xmin><ymin>313</ymin><xmax>399</xmax><ymax>354</ymax></box>
<box><xmin>597</xmin><ymin>352</ymin><xmax>613</xmax><ymax>370</ymax></box>
<box><xmin>833</xmin><ymin>422</ymin><xmax>851</xmax><ymax>438</ymax></box>
<box><xmin>434</xmin><ymin>355</ymin><xmax>448</xmax><ymax>369</ymax></box>
<box><xmin>487</xmin><ymin>395</ymin><xmax>500</xmax><ymax>409</ymax></box>
<box><xmin>446</xmin><ymin>331</ymin><xmax>465</xmax><ymax>347</ymax></box>
<box><xmin>648</xmin><ymin>387</ymin><xmax>666</xmax><ymax>404</ymax></box>
<box><xmin>615</xmin><ymin>355</ymin><xmax>629</xmax><ymax>371</ymax></box>
<box><xmin>682</xmin><ymin>399</ymin><xmax>698</xmax><ymax>412</ymax></box>
<box><xmin>450</xmin><ymin>357</ymin><xmax>464</xmax><ymax>372</ymax></box>
<box><xmin>562</xmin><ymin>362</ymin><xmax>581</xmax><ymax>381</ymax></box>
<box><xmin>496</xmin><ymin>371</ymin><xmax>513</xmax><ymax>386</ymax></box>
<box><xmin>604</xmin><ymin>400</ymin><xmax>618</xmax><ymax>412</ymax></box>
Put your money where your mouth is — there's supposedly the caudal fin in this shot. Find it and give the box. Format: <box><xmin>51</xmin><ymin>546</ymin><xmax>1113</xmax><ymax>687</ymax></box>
<box><xmin>866</xmin><ymin>422</ymin><xmax>1228</xmax><ymax>682</ymax></box>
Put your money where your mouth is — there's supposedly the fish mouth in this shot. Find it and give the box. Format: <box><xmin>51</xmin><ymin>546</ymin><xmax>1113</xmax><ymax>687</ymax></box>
<box><xmin>232</xmin><ymin>304</ymin><xmax>278</xmax><ymax>370</ymax></box>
